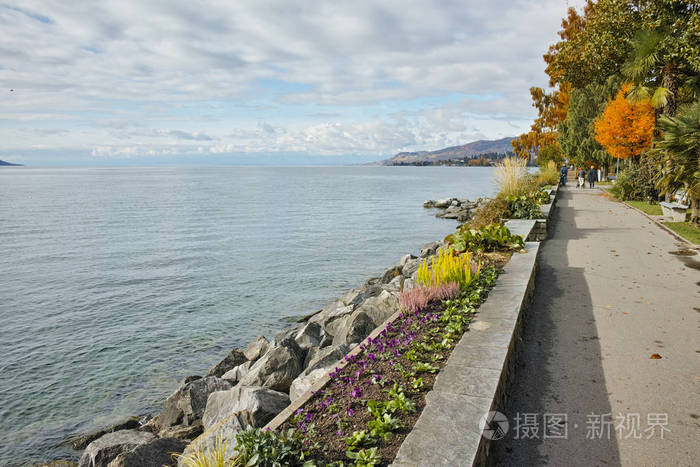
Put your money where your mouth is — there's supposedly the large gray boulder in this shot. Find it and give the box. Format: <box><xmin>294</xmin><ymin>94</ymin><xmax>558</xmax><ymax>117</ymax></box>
<box><xmin>157</xmin><ymin>421</ymin><xmax>203</xmax><ymax>441</ymax></box>
<box><xmin>273</xmin><ymin>323</ymin><xmax>303</xmax><ymax>344</ymax></box>
<box><xmin>382</xmin><ymin>275</ymin><xmax>404</xmax><ymax>293</ymax></box>
<box><xmin>420</xmin><ymin>241</ymin><xmax>442</xmax><ymax>258</ymax></box>
<box><xmin>401</xmin><ymin>257</ymin><xmax>423</xmax><ymax>278</ymax></box>
<box><xmin>65</xmin><ymin>417</ymin><xmax>141</xmax><ymax>450</ymax></box>
<box><xmin>179</xmin><ymin>415</ymin><xmax>245</xmax><ymax>466</ymax></box>
<box><xmin>237</xmin><ymin>338</ymin><xmax>305</xmax><ymax>392</ymax></box>
<box><xmin>434</xmin><ymin>198</ymin><xmax>453</xmax><ymax>209</ymax></box>
<box><xmin>205</xmin><ymin>349</ymin><xmax>247</xmax><ymax>378</ymax></box>
<box><xmin>202</xmin><ymin>385</ymin><xmax>290</xmax><ymax>430</ymax></box>
<box><xmin>244</xmin><ymin>336</ymin><xmax>269</xmax><ymax>361</ymax></box>
<box><xmin>289</xmin><ymin>367</ymin><xmax>329</xmax><ymax>402</ymax></box>
<box><xmin>221</xmin><ymin>361</ymin><xmax>251</xmax><ymax>383</ymax></box>
<box><xmin>334</xmin><ymin>291</ymin><xmax>400</xmax><ymax>345</ymax></box>
<box><xmin>333</xmin><ymin>310</ymin><xmax>375</xmax><ymax>345</ymax></box>
<box><xmin>379</xmin><ymin>265</ymin><xmax>402</xmax><ymax>284</ymax></box>
<box><xmin>338</xmin><ymin>283</ymin><xmax>383</xmax><ymax>308</ymax></box>
<box><xmin>303</xmin><ymin>343</ymin><xmax>350</xmax><ymax>372</ymax></box>
<box><xmin>107</xmin><ymin>437</ymin><xmax>186</xmax><ymax>467</ymax></box>
<box><xmin>307</xmin><ymin>300</ymin><xmax>355</xmax><ymax>337</ymax></box>
<box><xmin>294</xmin><ymin>321</ymin><xmax>327</xmax><ymax>350</ymax></box>
<box><xmin>152</xmin><ymin>376</ymin><xmax>233</xmax><ymax>436</ymax></box>
<box><xmin>79</xmin><ymin>430</ymin><xmax>155</xmax><ymax>467</ymax></box>
<box><xmin>397</xmin><ymin>254</ymin><xmax>416</xmax><ymax>269</ymax></box>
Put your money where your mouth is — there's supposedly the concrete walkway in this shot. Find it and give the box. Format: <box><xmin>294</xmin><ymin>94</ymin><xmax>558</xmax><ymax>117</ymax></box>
<box><xmin>488</xmin><ymin>186</ymin><xmax>699</xmax><ymax>466</ymax></box>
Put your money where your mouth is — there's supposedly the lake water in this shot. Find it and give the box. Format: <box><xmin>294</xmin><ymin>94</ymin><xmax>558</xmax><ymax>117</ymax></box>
<box><xmin>0</xmin><ymin>165</ymin><xmax>497</xmax><ymax>464</ymax></box>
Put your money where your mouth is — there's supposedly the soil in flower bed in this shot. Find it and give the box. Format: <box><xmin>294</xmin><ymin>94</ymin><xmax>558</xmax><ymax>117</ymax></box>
<box><xmin>281</xmin><ymin>268</ymin><xmax>500</xmax><ymax>466</ymax></box>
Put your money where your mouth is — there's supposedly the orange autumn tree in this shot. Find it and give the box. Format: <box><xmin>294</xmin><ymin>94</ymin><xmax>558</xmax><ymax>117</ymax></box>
<box><xmin>594</xmin><ymin>84</ymin><xmax>655</xmax><ymax>161</ymax></box>
<box><xmin>512</xmin><ymin>84</ymin><xmax>570</xmax><ymax>162</ymax></box>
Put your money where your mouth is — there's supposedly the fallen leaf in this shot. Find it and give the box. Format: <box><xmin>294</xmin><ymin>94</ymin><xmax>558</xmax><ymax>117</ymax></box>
<box><xmin>650</xmin><ymin>353</ymin><xmax>662</xmax><ymax>359</ymax></box>
<box><xmin>622</xmin><ymin>312</ymin><xmax>628</xmax><ymax>315</ymax></box>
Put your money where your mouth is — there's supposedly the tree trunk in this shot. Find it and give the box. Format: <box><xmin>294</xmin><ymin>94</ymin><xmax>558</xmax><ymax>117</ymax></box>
<box><xmin>691</xmin><ymin>197</ymin><xmax>699</xmax><ymax>225</ymax></box>
<box><xmin>662</xmin><ymin>62</ymin><xmax>678</xmax><ymax>117</ymax></box>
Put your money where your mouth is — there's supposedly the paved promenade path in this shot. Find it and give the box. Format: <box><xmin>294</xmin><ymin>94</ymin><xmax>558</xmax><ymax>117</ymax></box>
<box><xmin>488</xmin><ymin>186</ymin><xmax>699</xmax><ymax>466</ymax></box>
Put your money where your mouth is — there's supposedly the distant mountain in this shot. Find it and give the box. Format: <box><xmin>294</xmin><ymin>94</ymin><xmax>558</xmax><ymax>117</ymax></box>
<box><xmin>0</xmin><ymin>159</ymin><xmax>23</xmax><ymax>166</ymax></box>
<box><xmin>380</xmin><ymin>137</ymin><xmax>516</xmax><ymax>165</ymax></box>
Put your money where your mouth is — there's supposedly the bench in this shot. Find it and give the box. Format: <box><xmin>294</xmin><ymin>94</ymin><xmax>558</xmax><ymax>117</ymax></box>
<box><xmin>660</xmin><ymin>201</ymin><xmax>688</xmax><ymax>222</ymax></box>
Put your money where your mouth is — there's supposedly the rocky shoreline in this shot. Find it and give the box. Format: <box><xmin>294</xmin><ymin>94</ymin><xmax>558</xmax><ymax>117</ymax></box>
<box><xmin>68</xmin><ymin>198</ymin><xmax>487</xmax><ymax>467</ymax></box>
<box><xmin>423</xmin><ymin>197</ymin><xmax>490</xmax><ymax>222</ymax></box>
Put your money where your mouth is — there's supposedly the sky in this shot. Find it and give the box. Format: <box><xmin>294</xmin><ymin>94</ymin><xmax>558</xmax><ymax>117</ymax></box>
<box><xmin>0</xmin><ymin>0</ymin><xmax>586</xmax><ymax>166</ymax></box>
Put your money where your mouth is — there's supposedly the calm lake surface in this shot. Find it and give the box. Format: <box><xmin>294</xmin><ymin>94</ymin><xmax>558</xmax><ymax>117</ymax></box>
<box><xmin>0</xmin><ymin>165</ymin><xmax>497</xmax><ymax>464</ymax></box>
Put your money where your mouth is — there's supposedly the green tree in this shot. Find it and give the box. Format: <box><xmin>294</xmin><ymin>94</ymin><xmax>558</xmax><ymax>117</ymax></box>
<box><xmin>544</xmin><ymin>0</ymin><xmax>639</xmax><ymax>89</ymax></box>
<box><xmin>558</xmin><ymin>82</ymin><xmax>615</xmax><ymax>176</ymax></box>
<box><xmin>624</xmin><ymin>0</ymin><xmax>700</xmax><ymax>117</ymax></box>
<box><xmin>652</xmin><ymin>101</ymin><xmax>700</xmax><ymax>223</ymax></box>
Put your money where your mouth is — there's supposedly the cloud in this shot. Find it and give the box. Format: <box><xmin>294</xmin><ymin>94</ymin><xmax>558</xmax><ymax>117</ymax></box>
<box><xmin>167</xmin><ymin>130</ymin><xmax>214</xmax><ymax>141</ymax></box>
<box><xmin>0</xmin><ymin>0</ymin><xmax>587</xmax><ymax>161</ymax></box>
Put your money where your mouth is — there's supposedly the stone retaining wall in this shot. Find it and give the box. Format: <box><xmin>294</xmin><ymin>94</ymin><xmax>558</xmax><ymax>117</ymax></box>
<box><xmin>391</xmin><ymin>184</ymin><xmax>559</xmax><ymax>466</ymax></box>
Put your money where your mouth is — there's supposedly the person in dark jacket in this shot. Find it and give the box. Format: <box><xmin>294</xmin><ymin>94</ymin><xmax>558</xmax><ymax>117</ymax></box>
<box><xmin>560</xmin><ymin>164</ymin><xmax>569</xmax><ymax>186</ymax></box>
<box><xmin>577</xmin><ymin>167</ymin><xmax>585</xmax><ymax>188</ymax></box>
<box><xmin>587</xmin><ymin>165</ymin><xmax>598</xmax><ymax>188</ymax></box>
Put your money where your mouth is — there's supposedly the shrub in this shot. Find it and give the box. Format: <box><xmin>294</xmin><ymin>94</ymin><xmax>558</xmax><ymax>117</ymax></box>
<box><xmin>232</xmin><ymin>427</ymin><xmax>313</xmax><ymax>466</ymax></box>
<box><xmin>609</xmin><ymin>162</ymin><xmax>660</xmax><ymax>201</ymax></box>
<box><xmin>397</xmin><ymin>287</ymin><xmax>431</xmax><ymax>313</ymax></box>
<box><xmin>397</xmin><ymin>282</ymin><xmax>461</xmax><ymax>312</ymax></box>
<box><xmin>416</xmin><ymin>249</ymin><xmax>479</xmax><ymax>289</ymax></box>
<box><xmin>495</xmin><ymin>157</ymin><xmax>528</xmax><ymax>197</ymax></box>
<box><xmin>537</xmin><ymin>160</ymin><xmax>560</xmax><ymax>186</ymax></box>
<box><xmin>506</xmin><ymin>195</ymin><xmax>543</xmax><ymax>219</ymax></box>
<box><xmin>470</xmin><ymin>197</ymin><xmax>511</xmax><ymax>229</ymax></box>
<box><xmin>446</xmin><ymin>224</ymin><xmax>524</xmax><ymax>253</ymax></box>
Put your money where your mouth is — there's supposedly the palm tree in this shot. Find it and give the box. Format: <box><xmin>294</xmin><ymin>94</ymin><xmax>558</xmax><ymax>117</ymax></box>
<box><xmin>623</xmin><ymin>30</ymin><xmax>678</xmax><ymax>116</ymax></box>
<box><xmin>652</xmin><ymin>101</ymin><xmax>700</xmax><ymax>224</ymax></box>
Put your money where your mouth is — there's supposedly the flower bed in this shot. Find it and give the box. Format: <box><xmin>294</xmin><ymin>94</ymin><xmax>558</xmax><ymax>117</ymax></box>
<box><xmin>221</xmin><ymin>264</ymin><xmax>499</xmax><ymax>466</ymax></box>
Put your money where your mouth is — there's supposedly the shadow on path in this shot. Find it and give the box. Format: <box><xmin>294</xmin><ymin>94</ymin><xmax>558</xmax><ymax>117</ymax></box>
<box><xmin>486</xmin><ymin>188</ymin><xmax>621</xmax><ymax>466</ymax></box>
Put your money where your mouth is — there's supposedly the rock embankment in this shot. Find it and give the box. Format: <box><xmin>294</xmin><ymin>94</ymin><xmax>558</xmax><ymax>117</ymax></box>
<box><xmin>423</xmin><ymin>197</ymin><xmax>490</xmax><ymax>222</ymax></box>
<box><xmin>77</xmin><ymin>238</ymin><xmax>454</xmax><ymax>466</ymax></box>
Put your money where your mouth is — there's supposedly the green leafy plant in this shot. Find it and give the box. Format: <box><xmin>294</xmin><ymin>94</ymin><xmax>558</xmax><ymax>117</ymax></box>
<box><xmin>506</xmin><ymin>195</ymin><xmax>543</xmax><ymax>219</ymax></box>
<box><xmin>232</xmin><ymin>427</ymin><xmax>313</xmax><ymax>467</ymax></box>
<box><xmin>367</xmin><ymin>413</ymin><xmax>402</xmax><ymax>440</ymax></box>
<box><xmin>532</xmin><ymin>187</ymin><xmax>551</xmax><ymax>204</ymax></box>
<box><xmin>385</xmin><ymin>383</ymin><xmax>416</xmax><ymax>414</ymax></box>
<box><xmin>410</xmin><ymin>377</ymin><xmax>424</xmax><ymax>391</ymax></box>
<box><xmin>344</xmin><ymin>430</ymin><xmax>376</xmax><ymax>451</ymax></box>
<box><xmin>366</xmin><ymin>400</ymin><xmax>387</xmax><ymax>419</ymax></box>
<box><xmin>346</xmin><ymin>447</ymin><xmax>381</xmax><ymax>466</ymax></box>
<box><xmin>412</xmin><ymin>362</ymin><xmax>438</xmax><ymax>374</ymax></box>
<box><xmin>447</xmin><ymin>224</ymin><xmax>524</xmax><ymax>253</ymax></box>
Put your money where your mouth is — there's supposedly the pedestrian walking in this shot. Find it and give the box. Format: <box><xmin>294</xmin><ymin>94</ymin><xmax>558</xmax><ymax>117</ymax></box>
<box><xmin>587</xmin><ymin>165</ymin><xmax>598</xmax><ymax>188</ymax></box>
<box><xmin>560</xmin><ymin>164</ymin><xmax>569</xmax><ymax>186</ymax></box>
<box><xmin>577</xmin><ymin>167</ymin><xmax>585</xmax><ymax>188</ymax></box>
